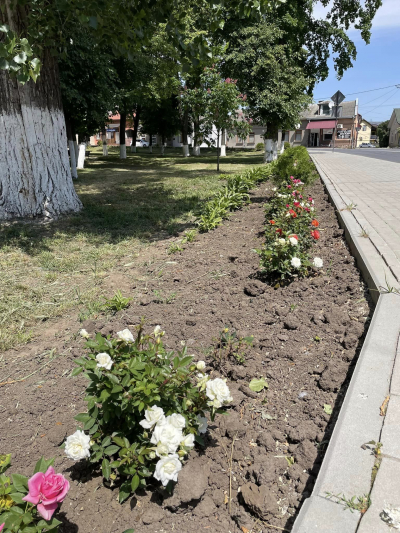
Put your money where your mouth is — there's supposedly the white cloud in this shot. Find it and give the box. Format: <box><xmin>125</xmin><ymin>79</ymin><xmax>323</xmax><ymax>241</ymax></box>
<box><xmin>312</xmin><ymin>0</ymin><xmax>400</xmax><ymax>28</ymax></box>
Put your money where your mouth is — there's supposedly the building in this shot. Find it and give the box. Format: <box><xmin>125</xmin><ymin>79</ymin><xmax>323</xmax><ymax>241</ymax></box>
<box><xmin>388</xmin><ymin>109</ymin><xmax>400</xmax><ymax>148</ymax></box>
<box><xmin>356</xmin><ymin>119</ymin><xmax>373</xmax><ymax>147</ymax></box>
<box><xmin>280</xmin><ymin>99</ymin><xmax>360</xmax><ymax>149</ymax></box>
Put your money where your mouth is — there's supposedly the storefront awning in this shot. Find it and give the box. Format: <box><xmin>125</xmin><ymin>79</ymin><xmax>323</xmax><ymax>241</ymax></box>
<box><xmin>306</xmin><ymin>120</ymin><xmax>337</xmax><ymax>130</ymax></box>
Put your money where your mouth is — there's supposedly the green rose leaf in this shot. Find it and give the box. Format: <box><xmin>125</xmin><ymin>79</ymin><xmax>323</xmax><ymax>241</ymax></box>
<box><xmin>118</xmin><ymin>480</ymin><xmax>132</xmax><ymax>503</ymax></box>
<box><xmin>102</xmin><ymin>458</ymin><xmax>111</xmax><ymax>480</ymax></box>
<box><xmin>104</xmin><ymin>445</ymin><xmax>120</xmax><ymax>456</ymax></box>
<box><xmin>131</xmin><ymin>474</ymin><xmax>140</xmax><ymax>493</ymax></box>
<box><xmin>249</xmin><ymin>377</ymin><xmax>269</xmax><ymax>392</ymax></box>
<box><xmin>11</xmin><ymin>473</ymin><xmax>28</xmax><ymax>493</ymax></box>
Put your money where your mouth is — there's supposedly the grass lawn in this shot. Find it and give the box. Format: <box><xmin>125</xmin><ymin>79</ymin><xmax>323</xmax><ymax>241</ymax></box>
<box><xmin>0</xmin><ymin>147</ymin><xmax>264</xmax><ymax>352</ymax></box>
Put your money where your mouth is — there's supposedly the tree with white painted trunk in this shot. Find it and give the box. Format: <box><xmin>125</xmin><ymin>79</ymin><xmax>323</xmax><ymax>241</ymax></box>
<box><xmin>0</xmin><ymin>11</ymin><xmax>82</xmax><ymax>220</ymax></box>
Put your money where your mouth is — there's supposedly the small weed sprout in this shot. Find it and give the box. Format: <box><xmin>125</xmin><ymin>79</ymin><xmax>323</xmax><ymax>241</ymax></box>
<box><xmin>212</xmin><ymin>327</ymin><xmax>253</xmax><ymax>367</ymax></box>
<box><xmin>153</xmin><ymin>290</ymin><xmax>177</xmax><ymax>304</ymax></box>
<box><xmin>341</xmin><ymin>202</ymin><xmax>357</xmax><ymax>211</ymax></box>
<box><xmin>325</xmin><ymin>492</ymin><xmax>371</xmax><ymax>514</ymax></box>
<box><xmin>377</xmin><ymin>274</ymin><xmax>400</xmax><ymax>296</ymax></box>
<box><xmin>360</xmin><ymin>226</ymin><xmax>369</xmax><ymax>238</ymax></box>
<box><xmin>168</xmin><ymin>243</ymin><xmax>183</xmax><ymax>255</ymax></box>
<box><xmin>103</xmin><ymin>290</ymin><xmax>132</xmax><ymax>312</ymax></box>
<box><xmin>181</xmin><ymin>229</ymin><xmax>197</xmax><ymax>244</ymax></box>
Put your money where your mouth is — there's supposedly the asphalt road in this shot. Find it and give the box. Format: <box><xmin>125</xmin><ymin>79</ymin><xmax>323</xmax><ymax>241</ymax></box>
<box><xmin>308</xmin><ymin>147</ymin><xmax>400</xmax><ymax>164</ymax></box>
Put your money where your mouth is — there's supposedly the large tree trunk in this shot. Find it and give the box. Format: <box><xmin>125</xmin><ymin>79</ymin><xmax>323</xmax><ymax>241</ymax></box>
<box><xmin>193</xmin><ymin>117</ymin><xmax>200</xmax><ymax>156</ymax></box>
<box><xmin>120</xmin><ymin>112</ymin><xmax>126</xmax><ymax>159</ymax></box>
<box><xmin>0</xmin><ymin>6</ymin><xmax>81</xmax><ymax>220</ymax></box>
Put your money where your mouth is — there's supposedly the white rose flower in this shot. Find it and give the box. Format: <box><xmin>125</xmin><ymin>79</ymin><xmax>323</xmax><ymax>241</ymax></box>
<box><xmin>150</xmin><ymin>422</ymin><xmax>183</xmax><ymax>453</ymax></box>
<box><xmin>148</xmin><ymin>451</ymin><xmax>156</xmax><ymax>459</ymax></box>
<box><xmin>289</xmin><ymin>237</ymin><xmax>298</xmax><ymax>246</ymax></box>
<box><xmin>154</xmin><ymin>454</ymin><xmax>182</xmax><ymax>486</ymax></box>
<box><xmin>96</xmin><ymin>352</ymin><xmax>113</xmax><ymax>370</ymax></box>
<box><xmin>180</xmin><ymin>433</ymin><xmax>195</xmax><ymax>449</ymax></box>
<box><xmin>313</xmin><ymin>257</ymin><xmax>323</xmax><ymax>268</ymax></box>
<box><xmin>278</xmin><ymin>238</ymin><xmax>286</xmax><ymax>246</ymax></box>
<box><xmin>154</xmin><ymin>442</ymin><xmax>169</xmax><ymax>457</ymax></box>
<box><xmin>196</xmin><ymin>373</ymin><xmax>209</xmax><ymax>391</ymax></box>
<box><xmin>166</xmin><ymin>413</ymin><xmax>186</xmax><ymax>430</ymax></box>
<box><xmin>79</xmin><ymin>329</ymin><xmax>90</xmax><ymax>338</ymax></box>
<box><xmin>272</xmin><ymin>187</ymin><xmax>277</xmax><ymax>191</ymax></box>
<box><xmin>139</xmin><ymin>405</ymin><xmax>165</xmax><ymax>429</ymax></box>
<box><xmin>196</xmin><ymin>360</ymin><xmax>206</xmax><ymax>371</ymax></box>
<box><xmin>206</xmin><ymin>378</ymin><xmax>233</xmax><ymax>409</ymax></box>
<box><xmin>310</xmin><ymin>206</ymin><xmax>315</xmax><ymax>211</ymax></box>
<box><xmin>116</xmin><ymin>328</ymin><xmax>135</xmax><ymax>343</ymax></box>
<box><xmin>291</xmin><ymin>257</ymin><xmax>301</xmax><ymax>269</ymax></box>
<box><xmin>197</xmin><ymin>415</ymin><xmax>208</xmax><ymax>434</ymax></box>
<box><xmin>65</xmin><ymin>430</ymin><xmax>91</xmax><ymax>460</ymax></box>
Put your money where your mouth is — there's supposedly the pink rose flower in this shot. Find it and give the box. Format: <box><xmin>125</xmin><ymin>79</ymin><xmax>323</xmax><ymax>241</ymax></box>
<box><xmin>0</xmin><ymin>523</ymin><xmax>5</xmax><ymax>532</ymax></box>
<box><xmin>23</xmin><ymin>466</ymin><xmax>70</xmax><ymax>520</ymax></box>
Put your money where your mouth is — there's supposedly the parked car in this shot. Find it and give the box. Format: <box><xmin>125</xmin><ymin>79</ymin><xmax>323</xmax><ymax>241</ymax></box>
<box><xmin>359</xmin><ymin>143</ymin><xmax>374</xmax><ymax>148</ymax></box>
<box><xmin>136</xmin><ymin>138</ymin><xmax>149</xmax><ymax>147</ymax></box>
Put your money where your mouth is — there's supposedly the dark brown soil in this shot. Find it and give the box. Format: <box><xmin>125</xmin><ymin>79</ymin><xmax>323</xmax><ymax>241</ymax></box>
<box><xmin>1</xmin><ymin>178</ymin><xmax>373</xmax><ymax>533</ymax></box>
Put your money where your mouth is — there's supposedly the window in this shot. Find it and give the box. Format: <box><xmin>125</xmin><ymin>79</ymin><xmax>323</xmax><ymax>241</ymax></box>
<box><xmin>295</xmin><ymin>130</ymin><xmax>302</xmax><ymax>142</ymax></box>
<box><xmin>324</xmin><ymin>133</ymin><xmax>333</xmax><ymax>140</ymax></box>
<box><xmin>236</xmin><ymin>135</ymin><xmax>243</xmax><ymax>145</ymax></box>
<box><xmin>152</xmin><ymin>135</ymin><xmax>157</xmax><ymax>144</ymax></box>
<box><xmin>362</xmin><ymin>125</ymin><xmax>367</xmax><ymax>131</ymax></box>
<box><xmin>248</xmin><ymin>133</ymin><xmax>255</xmax><ymax>143</ymax></box>
<box><xmin>321</xmin><ymin>104</ymin><xmax>330</xmax><ymax>115</ymax></box>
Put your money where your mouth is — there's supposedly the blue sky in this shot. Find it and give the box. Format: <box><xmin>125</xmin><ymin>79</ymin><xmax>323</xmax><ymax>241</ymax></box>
<box><xmin>312</xmin><ymin>0</ymin><xmax>400</xmax><ymax>123</ymax></box>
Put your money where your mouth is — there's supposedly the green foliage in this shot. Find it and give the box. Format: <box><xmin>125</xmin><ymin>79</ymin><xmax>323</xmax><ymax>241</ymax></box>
<box><xmin>0</xmin><ymin>24</ymin><xmax>41</xmax><ymax>84</ymax></box>
<box><xmin>0</xmin><ymin>455</ymin><xmax>62</xmax><ymax>533</ymax></box>
<box><xmin>197</xmin><ymin>165</ymin><xmax>273</xmax><ymax>232</ymax></box>
<box><xmin>103</xmin><ymin>291</ymin><xmax>132</xmax><ymax>312</ymax></box>
<box><xmin>71</xmin><ymin>324</ymin><xmax>229</xmax><ymax>502</ymax></box>
<box><xmin>255</xmin><ymin>142</ymin><xmax>264</xmax><ymax>151</ymax></box>
<box><xmin>211</xmin><ymin>327</ymin><xmax>253</xmax><ymax>367</ymax></box>
<box><xmin>284</xmin><ymin>142</ymin><xmax>291</xmax><ymax>150</ymax></box>
<box><xmin>377</xmin><ymin>120</ymin><xmax>389</xmax><ymax>148</ymax></box>
<box><xmin>273</xmin><ymin>146</ymin><xmax>317</xmax><ymax>187</ymax></box>
<box><xmin>181</xmin><ymin>67</ymin><xmax>251</xmax><ymax>169</ymax></box>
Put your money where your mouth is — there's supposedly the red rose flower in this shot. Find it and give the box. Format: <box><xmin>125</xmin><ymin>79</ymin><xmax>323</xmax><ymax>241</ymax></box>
<box><xmin>289</xmin><ymin>210</ymin><xmax>297</xmax><ymax>218</ymax></box>
<box><xmin>311</xmin><ymin>230</ymin><xmax>320</xmax><ymax>240</ymax></box>
<box><xmin>290</xmin><ymin>234</ymin><xmax>298</xmax><ymax>240</ymax></box>
<box><xmin>311</xmin><ymin>220</ymin><xmax>319</xmax><ymax>227</ymax></box>
<box><xmin>276</xmin><ymin>228</ymin><xmax>283</xmax><ymax>235</ymax></box>
<box><xmin>269</xmin><ymin>220</ymin><xmax>275</xmax><ymax>225</ymax></box>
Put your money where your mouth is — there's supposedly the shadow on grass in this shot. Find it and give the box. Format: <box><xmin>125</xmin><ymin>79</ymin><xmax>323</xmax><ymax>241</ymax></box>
<box><xmin>0</xmin><ymin>151</ymin><xmax>264</xmax><ymax>256</ymax></box>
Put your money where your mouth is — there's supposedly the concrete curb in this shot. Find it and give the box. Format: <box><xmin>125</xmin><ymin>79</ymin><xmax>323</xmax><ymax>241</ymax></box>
<box><xmin>292</xmin><ymin>155</ymin><xmax>400</xmax><ymax>532</ymax></box>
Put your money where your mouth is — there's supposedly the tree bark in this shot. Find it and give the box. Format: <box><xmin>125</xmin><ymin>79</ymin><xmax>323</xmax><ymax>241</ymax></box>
<box><xmin>131</xmin><ymin>105</ymin><xmax>141</xmax><ymax>153</ymax></box>
<box><xmin>0</xmin><ymin>6</ymin><xmax>81</xmax><ymax>220</ymax></box>
<box><xmin>101</xmin><ymin>127</ymin><xmax>108</xmax><ymax>156</ymax></box>
<box><xmin>65</xmin><ymin>115</ymin><xmax>78</xmax><ymax>179</ymax></box>
<box><xmin>217</xmin><ymin>129</ymin><xmax>220</xmax><ymax>171</ymax></box>
<box><xmin>120</xmin><ymin>112</ymin><xmax>126</xmax><ymax>159</ymax></box>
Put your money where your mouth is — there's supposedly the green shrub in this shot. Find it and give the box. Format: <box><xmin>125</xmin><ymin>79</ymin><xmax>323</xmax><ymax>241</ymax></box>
<box><xmin>197</xmin><ymin>165</ymin><xmax>274</xmax><ymax>232</ymax></box>
<box><xmin>256</xmin><ymin>176</ymin><xmax>323</xmax><ymax>280</ymax></box>
<box><xmin>273</xmin><ymin>146</ymin><xmax>317</xmax><ymax>187</ymax></box>
<box><xmin>255</xmin><ymin>142</ymin><xmax>264</xmax><ymax>151</ymax></box>
<box><xmin>284</xmin><ymin>142</ymin><xmax>291</xmax><ymax>150</ymax></box>
<box><xmin>68</xmin><ymin>324</ymin><xmax>233</xmax><ymax>502</ymax></box>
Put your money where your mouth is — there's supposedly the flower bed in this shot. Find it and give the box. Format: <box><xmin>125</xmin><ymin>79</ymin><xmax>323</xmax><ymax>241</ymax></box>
<box><xmin>1</xmin><ymin>177</ymin><xmax>372</xmax><ymax>533</ymax></box>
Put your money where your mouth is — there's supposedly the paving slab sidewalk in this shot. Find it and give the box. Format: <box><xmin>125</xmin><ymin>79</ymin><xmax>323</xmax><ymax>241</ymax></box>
<box><xmin>292</xmin><ymin>150</ymin><xmax>400</xmax><ymax>533</ymax></box>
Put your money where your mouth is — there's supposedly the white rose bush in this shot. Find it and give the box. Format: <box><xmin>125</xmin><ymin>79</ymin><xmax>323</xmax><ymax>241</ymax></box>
<box><xmin>67</xmin><ymin>322</ymin><xmax>232</xmax><ymax>502</ymax></box>
<box><xmin>257</xmin><ymin>163</ymin><xmax>324</xmax><ymax>280</ymax></box>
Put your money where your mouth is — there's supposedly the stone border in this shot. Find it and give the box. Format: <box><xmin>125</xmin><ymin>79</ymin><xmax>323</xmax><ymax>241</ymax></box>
<box><xmin>292</xmin><ymin>155</ymin><xmax>400</xmax><ymax>532</ymax></box>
